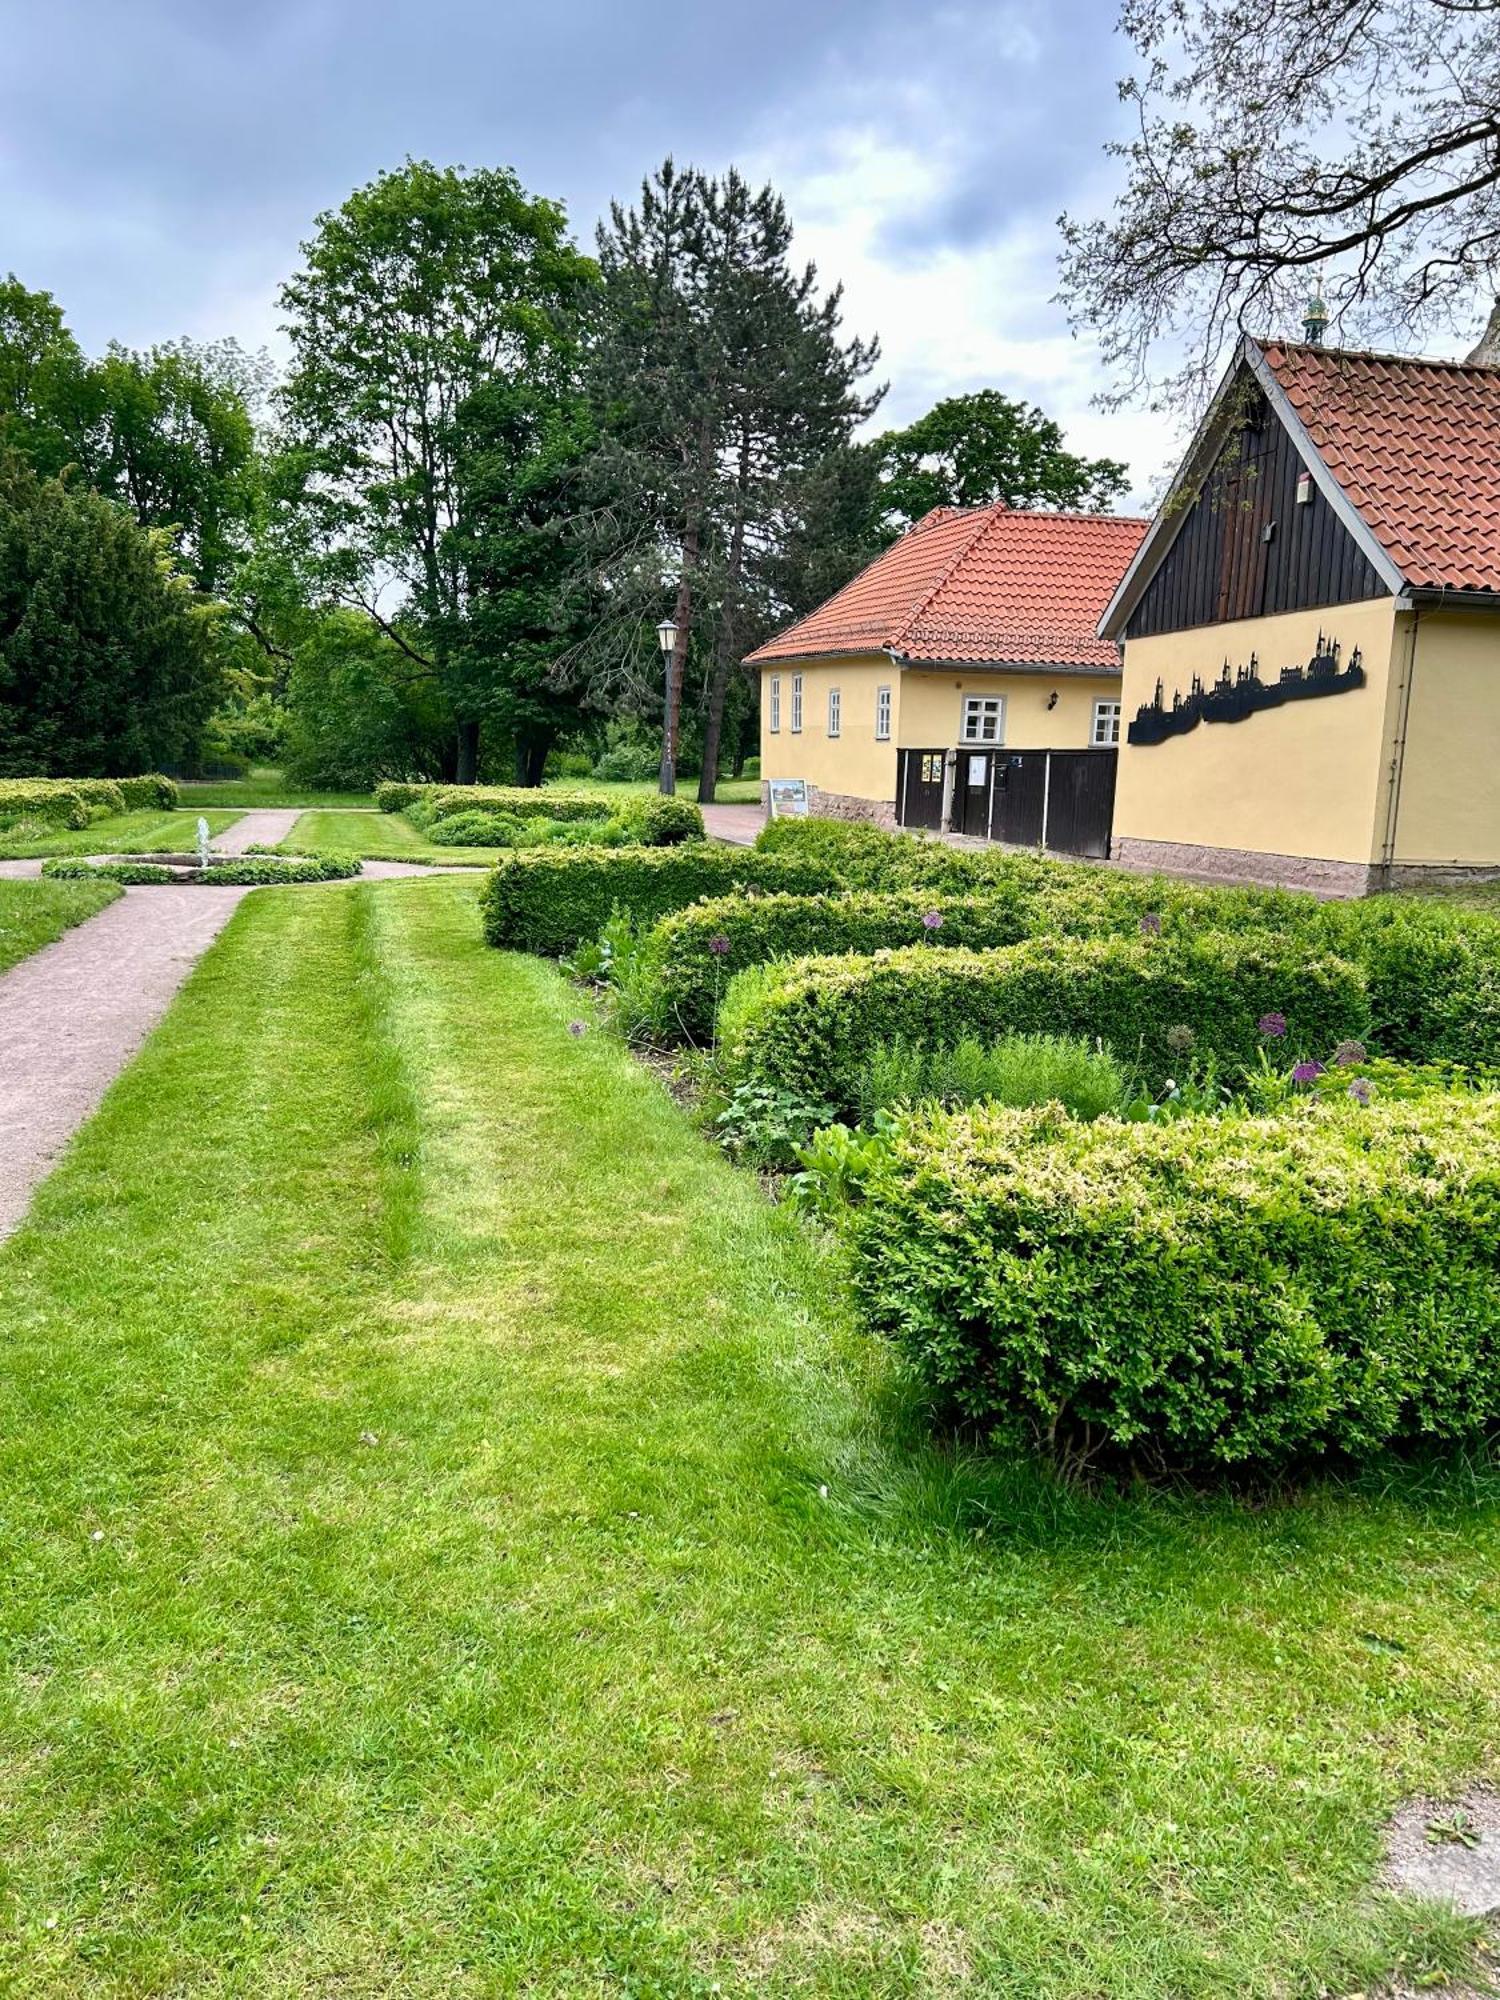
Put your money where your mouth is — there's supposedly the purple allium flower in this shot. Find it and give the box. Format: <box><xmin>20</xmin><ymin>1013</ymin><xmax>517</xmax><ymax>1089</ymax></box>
<box><xmin>921</xmin><ymin>910</ymin><xmax>945</xmax><ymax>931</ymax></box>
<box><xmin>1139</xmin><ymin>911</ymin><xmax>1163</xmax><ymax>936</ymax></box>
<box><xmin>1347</xmin><ymin>1076</ymin><xmax>1374</xmax><ymax>1104</ymax></box>
<box><xmin>567</xmin><ymin>1019</ymin><xmax>587</xmax><ymax>1038</ymax></box>
<box><xmin>1292</xmin><ymin>1060</ymin><xmax>1325</xmax><ymax>1085</ymax></box>
<box><xmin>1258</xmin><ymin>1012</ymin><xmax>1288</xmax><ymax>1040</ymax></box>
<box><xmin>707</xmin><ymin>934</ymin><xmax>732</xmax><ymax>956</ymax></box>
<box><xmin>1331</xmin><ymin>1039</ymin><xmax>1368</xmax><ymax>1067</ymax></box>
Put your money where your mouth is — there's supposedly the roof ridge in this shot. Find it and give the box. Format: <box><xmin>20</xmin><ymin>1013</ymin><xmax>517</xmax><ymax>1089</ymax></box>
<box><xmin>890</xmin><ymin>504</ymin><xmax>1010</xmax><ymax>652</ymax></box>
<box><xmin>1258</xmin><ymin>335</ymin><xmax>1500</xmax><ymax>379</ymax></box>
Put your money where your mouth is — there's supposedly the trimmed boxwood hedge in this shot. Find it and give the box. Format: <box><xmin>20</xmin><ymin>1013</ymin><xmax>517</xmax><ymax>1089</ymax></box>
<box><xmin>717</xmin><ymin>933</ymin><xmax>1370</xmax><ymax>1113</ymax></box>
<box><xmin>42</xmin><ymin>854</ymin><xmax>359</xmax><ymax>886</ymax></box>
<box><xmin>636</xmin><ymin>886</ymin><xmax>1042</xmax><ymax>1041</ymax></box>
<box><xmin>0</xmin><ymin>775</ymin><xmax>178</xmax><ymax>827</ymax></box>
<box><xmin>377</xmin><ymin>781</ymin><xmax>610</xmax><ymax>825</ymax></box>
<box><xmin>480</xmin><ymin>846</ymin><xmax>845</xmax><ymax>956</ymax></box>
<box><xmin>844</xmin><ymin>1094</ymin><xmax>1500</xmax><ymax>1468</ymax></box>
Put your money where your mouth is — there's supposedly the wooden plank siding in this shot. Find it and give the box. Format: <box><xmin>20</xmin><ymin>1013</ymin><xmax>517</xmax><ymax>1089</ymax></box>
<box><xmin>1127</xmin><ymin>389</ymin><xmax>1388</xmax><ymax>640</ymax></box>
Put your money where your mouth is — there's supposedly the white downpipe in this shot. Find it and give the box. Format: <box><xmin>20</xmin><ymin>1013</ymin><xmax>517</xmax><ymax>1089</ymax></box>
<box><xmin>1039</xmin><ymin>751</ymin><xmax>1052</xmax><ymax>852</ymax></box>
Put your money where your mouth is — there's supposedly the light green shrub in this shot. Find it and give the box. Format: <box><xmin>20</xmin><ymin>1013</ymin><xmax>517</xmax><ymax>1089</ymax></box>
<box><xmin>844</xmin><ymin>1093</ymin><xmax>1500</xmax><ymax>1468</ymax></box>
<box><xmin>717</xmin><ymin>934</ymin><xmax>1370</xmax><ymax>1116</ymax></box>
<box><xmin>854</xmin><ymin>1032</ymin><xmax>1127</xmax><ymax>1124</ymax></box>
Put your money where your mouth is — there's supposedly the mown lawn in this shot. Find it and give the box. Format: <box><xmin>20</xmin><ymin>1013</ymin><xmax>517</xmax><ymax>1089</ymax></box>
<box><xmin>178</xmin><ymin>769</ymin><xmax>373</xmax><ymax>809</ymax></box>
<box><xmin>0</xmin><ymin>809</ymin><xmax>241</xmax><ymax>861</ymax></box>
<box><xmin>282</xmin><ymin>809</ymin><xmax>494</xmax><ymax>867</ymax></box>
<box><xmin>1</xmin><ymin>876</ymin><xmax>1497</xmax><ymax>1995</ymax></box>
<box><xmin>0</xmin><ymin>877</ymin><xmax>121</xmax><ymax>973</ymax></box>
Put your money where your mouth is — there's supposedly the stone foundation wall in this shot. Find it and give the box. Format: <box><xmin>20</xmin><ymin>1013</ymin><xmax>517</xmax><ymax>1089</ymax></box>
<box><xmin>1382</xmin><ymin>860</ymin><xmax>1500</xmax><ymax>891</ymax></box>
<box><xmin>760</xmin><ymin>783</ymin><xmax>898</xmax><ymax>831</ymax></box>
<box><xmin>1111</xmin><ymin>835</ymin><xmax>1377</xmax><ymax>898</ymax></box>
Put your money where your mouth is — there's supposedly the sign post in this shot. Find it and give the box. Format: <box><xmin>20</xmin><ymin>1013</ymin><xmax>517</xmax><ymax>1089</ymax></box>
<box><xmin>767</xmin><ymin>777</ymin><xmax>810</xmax><ymax>820</ymax></box>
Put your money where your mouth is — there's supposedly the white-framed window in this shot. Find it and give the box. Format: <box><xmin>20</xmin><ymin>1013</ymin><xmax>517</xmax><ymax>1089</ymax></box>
<box><xmin>1091</xmin><ymin>699</ymin><xmax>1121</xmax><ymax>747</ymax></box>
<box><xmin>875</xmin><ymin>684</ymin><xmax>892</xmax><ymax>740</ymax></box>
<box><xmin>769</xmin><ymin>675</ymin><xmax>781</xmax><ymax>733</ymax></box>
<box><xmin>827</xmin><ymin>686</ymin><xmax>841</xmax><ymax>737</ymax></box>
<box><xmin>960</xmin><ymin>694</ymin><xmax>1006</xmax><ymax>745</ymax></box>
<box><xmin>791</xmin><ymin>673</ymin><xmax>803</xmax><ymax>733</ymax></box>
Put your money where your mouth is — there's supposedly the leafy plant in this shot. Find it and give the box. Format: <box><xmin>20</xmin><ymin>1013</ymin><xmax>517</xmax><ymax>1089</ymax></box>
<box><xmin>785</xmin><ymin>1111</ymin><xmax>904</xmax><ymax>1221</ymax></box>
<box><xmin>714</xmin><ymin>1080</ymin><xmax>838</xmax><ymax>1170</ymax></box>
<box><xmin>854</xmin><ymin>1032</ymin><xmax>1127</xmax><ymax>1124</ymax></box>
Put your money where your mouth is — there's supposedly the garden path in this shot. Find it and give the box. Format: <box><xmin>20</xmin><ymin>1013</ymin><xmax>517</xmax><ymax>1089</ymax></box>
<box><xmin>212</xmin><ymin>808</ymin><xmax>298</xmax><ymax>853</ymax></box>
<box><xmin>700</xmin><ymin>801</ymin><xmax>763</xmax><ymax>845</ymax></box>
<box><xmin>0</xmin><ymin>883</ymin><xmax>249</xmax><ymax>1241</ymax></box>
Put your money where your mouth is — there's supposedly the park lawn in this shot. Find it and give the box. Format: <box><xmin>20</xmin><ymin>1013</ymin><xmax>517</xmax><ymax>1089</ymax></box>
<box><xmin>178</xmin><ymin>768</ymin><xmax>373</xmax><ymax>809</ymax></box>
<box><xmin>0</xmin><ymin>876</ymin><xmax>1497</xmax><ymax>1996</ymax></box>
<box><xmin>0</xmin><ymin>809</ymin><xmax>241</xmax><ymax>861</ymax></box>
<box><xmin>0</xmin><ymin>877</ymin><xmax>121</xmax><ymax>974</ymax></box>
<box><xmin>553</xmin><ymin>775</ymin><xmax>763</xmax><ymax>805</ymax></box>
<box><xmin>282</xmin><ymin>808</ymin><xmax>494</xmax><ymax>866</ymax></box>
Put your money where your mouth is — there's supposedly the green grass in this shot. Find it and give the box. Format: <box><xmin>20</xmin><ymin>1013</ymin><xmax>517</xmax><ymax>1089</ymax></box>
<box><xmin>178</xmin><ymin>769</ymin><xmax>374</xmax><ymax>809</ymax></box>
<box><xmin>281</xmin><ymin>810</ymin><xmax>494</xmax><ymax>867</ymax></box>
<box><xmin>0</xmin><ymin>810</ymin><xmax>241</xmax><ymax>861</ymax></box>
<box><xmin>0</xmin><ymin>876</ymin><xmax>1497</xmax><ymax>1994</ymax></box>
<box><xmin>0</xmin><ymin>876</ymin><xmax>121</xmax><ymax>973</ymax></box>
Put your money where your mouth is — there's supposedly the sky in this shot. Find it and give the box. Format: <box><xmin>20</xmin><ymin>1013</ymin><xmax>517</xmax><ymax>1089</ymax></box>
<box><xmin>1</xmin><ymin>0</ymin><xmax>1172</xmax><ymax>501</ymax></box>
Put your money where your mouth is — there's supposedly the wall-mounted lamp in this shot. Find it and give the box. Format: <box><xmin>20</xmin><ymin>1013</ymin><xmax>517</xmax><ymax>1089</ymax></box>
<box><xmin>1046</xmin><ymin>690</ymin><xmax>1059</xmax><ymax>711</ymax></box>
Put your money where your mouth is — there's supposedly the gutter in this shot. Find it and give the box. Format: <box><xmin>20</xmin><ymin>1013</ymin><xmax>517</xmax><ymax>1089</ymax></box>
<box><xmin>1378</xmin><ymin>608</ymin><xmax>1420</xmax><ymax>887</ymax></box>
<box><xmin>886</xmin><ymin>651</ymin><xmax>1121</xmax><ymax>678</ymax></box>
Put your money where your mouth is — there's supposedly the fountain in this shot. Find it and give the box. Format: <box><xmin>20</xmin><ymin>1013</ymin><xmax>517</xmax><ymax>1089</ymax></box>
<box><xmin>196</xmin><ymin>816</ymin><xmax>212</xmax><ymax>869</ymax></box>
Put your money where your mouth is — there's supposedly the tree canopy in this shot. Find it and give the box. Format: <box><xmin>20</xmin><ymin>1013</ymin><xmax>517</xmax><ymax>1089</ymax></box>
<box><xmin>1059</xmin><ymin>0</ymin><xmax>1500</xmax><ymax>404</ymax></box>
<box><xmin>876</xmin><ymin>390</ymin><xmax>1129</xmax><ymax>524</ymax></box>
<box><xmin>0</xmin><ymin>453</ymin><xmax>221</xmax><ymax>776</ymax></box>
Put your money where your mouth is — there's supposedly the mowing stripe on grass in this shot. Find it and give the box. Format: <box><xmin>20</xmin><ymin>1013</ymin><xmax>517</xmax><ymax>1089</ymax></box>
<box><xmin>0</xmin><ymin>876</ymin><xmax>1496</xmax><ymax>1995</ymax></box>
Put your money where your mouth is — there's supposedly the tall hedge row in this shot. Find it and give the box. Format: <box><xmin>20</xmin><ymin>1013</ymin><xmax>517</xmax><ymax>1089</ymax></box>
<box><xmin>844</xmin><ymin>1095</ymin><xmax>1500</xmax><ymax>1468</ymax></box>
<box><xmin>0</xmin><ymin>774</ymin><xmax>178</xmax><ymax>826</ymax></box>
<box><xmin>479</xmin><ymin>846</ymin><xmax>847</xmax><ymax>956</ymax></box>
<box><xmin>377</xmin><ymin>781</ymin><xmax>607</xmax><ymax>824</ymax></box>
<box><xmin>717</xmin><ymin>934</ymin><xmax>1370</xmax><ymax>1113</ymax></box>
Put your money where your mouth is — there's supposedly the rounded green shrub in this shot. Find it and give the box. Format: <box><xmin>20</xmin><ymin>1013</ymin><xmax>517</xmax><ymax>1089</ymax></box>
<box><xmin>428</xmin><ymin>809</ymin><xmax>526</xmax><ymax>848</ymax></box>
<box><xmin>621</xmin><ymin>794</ymin><xmax>706</xmax><ymax>846</ymax></box>
<box><xmin>844</xmin><ymin>1093</ymin><xmax>1500</xmax><ymax>1468</ymax></box>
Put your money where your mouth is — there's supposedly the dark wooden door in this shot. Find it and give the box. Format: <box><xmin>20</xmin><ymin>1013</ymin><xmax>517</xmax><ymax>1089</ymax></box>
<box><xmin>1043</xmin><ymin>749</ymin><xmax>1117</xmax><ymax>858</ymax></box>
<box><xmin>990</xmin><ymin>752</ymin><xmax>1046</xmax><ymax>846</ymax></box>
<box><xmin>954</xmin><ymin>748</ymin><xmax>995</xmax><ymax>835</ymax></box>
<box><xmin>897</xmin><ymin>749</ymin><xmax>946</xmax><ymax>831</ymax></box>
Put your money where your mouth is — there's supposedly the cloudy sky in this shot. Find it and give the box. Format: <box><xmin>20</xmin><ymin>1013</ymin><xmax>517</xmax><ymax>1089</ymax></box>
<box><xmin>2</xmin><ymin>0</ymin><xmax>1171</xmax><ymax>499</ymax></box>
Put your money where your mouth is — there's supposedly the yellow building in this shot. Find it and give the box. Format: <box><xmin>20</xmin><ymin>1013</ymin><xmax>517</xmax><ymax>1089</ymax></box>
<box><xmin>747</xmin><ymin>503</ymin><xmax>1147</xmax><ymax>856</ymax></box>
<box><xmin>1101</xmin><ymin>336</ymin><xmax>1500</xmax><ymax>892</ymax></box>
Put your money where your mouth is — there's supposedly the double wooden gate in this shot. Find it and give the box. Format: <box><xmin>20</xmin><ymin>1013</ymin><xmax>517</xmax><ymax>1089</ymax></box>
<box><xmin>897</xmin><ymin>747</ymin><xmax>1117</xmax><ymax>858</ymax></box>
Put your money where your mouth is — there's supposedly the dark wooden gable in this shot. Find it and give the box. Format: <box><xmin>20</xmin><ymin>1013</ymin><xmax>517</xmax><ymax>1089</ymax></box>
<box><xmin>1126</xmin><ymin>378</ymin><xmax>1388</xmax><ymax>639</ymax></box>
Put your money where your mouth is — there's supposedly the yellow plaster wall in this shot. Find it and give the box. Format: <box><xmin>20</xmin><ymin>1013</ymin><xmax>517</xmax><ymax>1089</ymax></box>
<box><xmin>759</xmin><ymin>656</ymin><xmax>899</xmax><ymax>802</ymax></box>
<box><xmin>896</xmin><ymin>670</ymin><xmax>1121</xmax><ymax>750</ymax></box>
<box><xmin>1113</xmin><ymin>599</ymin><xmax>1399</xmax><ymax>864</ymax></box>
<box><xmin>1389</xmin><ymin>609</ymin><xmax>1500</xmax><ymax>864</ymax></box>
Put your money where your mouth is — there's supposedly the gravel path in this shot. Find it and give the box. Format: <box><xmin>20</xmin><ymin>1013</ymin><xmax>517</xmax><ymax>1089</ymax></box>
<box><xmin>701</xmin><ymin>802</ymin><xmax>764</xmax><ymax>845</ymax></box>
<box><xmin>212</xmin><ymin>809</ymin><xmax>298</xmax><ymax>854</ymax></box>
<box><xmin>0</xmin><ymin>885</ymin><xmax>249</xmax><ymax>1241</ymax></box>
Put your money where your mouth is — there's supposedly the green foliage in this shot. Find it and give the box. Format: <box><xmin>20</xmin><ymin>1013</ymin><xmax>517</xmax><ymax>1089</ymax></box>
<box><xmin>480</xmin><ymin>845</ymin><xmax>840</xmax><ymax>956</ymax></box>
<box><xmin>115</xmin><ymin>774</ymin><xmax>178</xmax><ymax>811</ymax></box>
<box><xmin>0</xmin><ymin>875</ymin><xmax>121</xmax><ymax>974</ymax></box>
<box><xmin>617</xmin><ymin>793</ymin><xmax>705</xmax><ymax>846</ymax></box>
<box><xmin>845</xmin><ymin>1094</ymin><xmax>1500</xmax><ymax>1469</ymax></box>
<box><xmin>876</xmin><ymin>389</ymin><xmax>1131</xmax><ymax>524</ymax></box>
<box><xmin>42</xmin><ymin>857</ymin><xmax>175</xmax><ymax>885</ymax></box>
<box><xmin>592</xmin><ymin>735</ymin><xmax>660</xmax><ymax>782</ymax></box>
<box><xmin>717</xmin><ymin>934</ymin><xmax>1370</xmax><ymax>1118</ymax></box>
<box><xmin>422</xmin><ymin>784</ymin><xmax>606</xmax><ymax>825</ymax></box>
<box><xmin>282</xmin><ymin>611</ymin><xmax>451</xmax><ymax>791</ymax></box>
<box><xmin>0</xmin><ymin>453</ymin><xmax>221</xmax><ymax>776</ymax></box>
<box><xmin>785</xmin><ymin>1112</ymin><xmax>904</xmax><ymax>1222</ymax></box>
<box><xmin>753</xmin><ymin>814</ymin><xmax>1068</xmax><ymax>893</ymax></box>
<box><xmin>375</xmin><ymin>781</ymin><xmax>424</xmax><ymax>813</ymax></box>
<box><xmin>713</xmin><ymin>1078</ymin><xmax>838</xmax><ymax>1170</ymax></box>
<box><xmin>427</xmin><ymin>809</ymin><xmax>527</xmax><ymax>848</ymax></box>
<box><xmin>634</xmin><ymin>884</ymin><xmax>1039</xmax><ymax>1042</ymax></box>
<box><xmin>855</xmin><ymin>1032</ymin><xmax>1128</xmax><ymax>1124</ymax></box>
<box><xmin>0</xmin><ymin>779</ymin><xmax>92</xmax><ymax>828</ymax></box>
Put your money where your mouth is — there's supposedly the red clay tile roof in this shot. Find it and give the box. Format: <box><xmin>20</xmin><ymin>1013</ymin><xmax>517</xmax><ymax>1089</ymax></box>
<box><xmin>1259</xmin><ymin>340</ymin><xmax>1500</xmax><ymax>593</ymax></box>
<box><xmin>745</xmin><ymin>503</ymin><xmax>1149</xmax><ymax>670</ymax></box>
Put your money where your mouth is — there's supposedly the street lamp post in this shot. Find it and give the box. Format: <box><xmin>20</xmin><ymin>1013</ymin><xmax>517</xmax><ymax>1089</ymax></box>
<box><xmin>656</xmin><ymin>617</ymin><xmax>678</xmax><ymax>796</ymax></box>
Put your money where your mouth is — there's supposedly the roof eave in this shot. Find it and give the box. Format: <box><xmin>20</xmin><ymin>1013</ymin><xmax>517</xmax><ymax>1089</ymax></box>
<box><xmin>892</xmin><ymin>653</ymin><xmax>1121</xmax><ymax>677</ymax></box>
